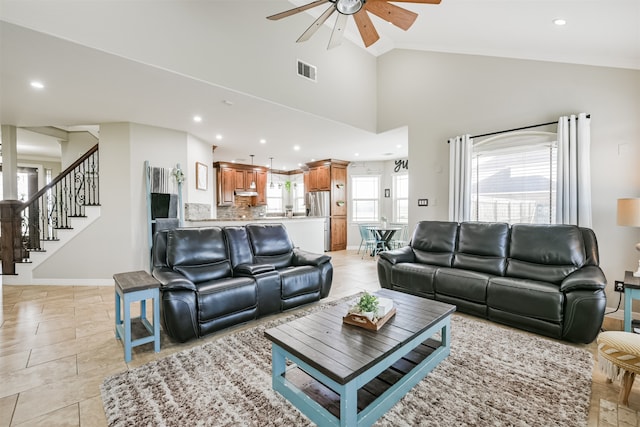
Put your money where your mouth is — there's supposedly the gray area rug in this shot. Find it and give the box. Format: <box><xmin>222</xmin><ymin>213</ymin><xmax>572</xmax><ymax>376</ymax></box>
<box><xmin>101</xmin><ymin>297</ymin><xmax>593</xmax><ymax>426</ymax></box>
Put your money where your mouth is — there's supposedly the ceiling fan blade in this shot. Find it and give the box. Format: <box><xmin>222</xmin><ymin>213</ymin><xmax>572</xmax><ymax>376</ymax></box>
<box><xmin>297</xmin><ymin>5</ymin><xmax>336</xmax><ymax>42</ymax></box>
<box><xmin>365</xmin><ymin>0</ymin><xmax>418</xmax><ymax>31</ymax></box>
<box><xmin>328</xmin><ymin>14</ymin><xmax>348</xmax><ymax>49</ymax></box>
<box><xmin>267</xmin><ymin>0</ymin><xmax>330</xmax><ymax>20</ymax></box>
<box><xmin>353</xmin><ymin>9</ymin><xmax>380</xmax><ymax>47</ymax></box>
<box><xmin>383</xmin><ymin>0</ymin><xmax>441</xmax><ymax>3</ymax></box>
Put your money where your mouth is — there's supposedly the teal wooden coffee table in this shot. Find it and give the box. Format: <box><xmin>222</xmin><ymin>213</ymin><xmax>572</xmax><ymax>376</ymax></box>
<box><xmin>264</xmin><ymin>289</ymin><xmax>455</xmax><ymax>427</ymax></box>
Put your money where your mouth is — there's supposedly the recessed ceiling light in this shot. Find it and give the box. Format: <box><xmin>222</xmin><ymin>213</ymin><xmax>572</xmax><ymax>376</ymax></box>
<box><xmin>396</xmin><ymin>144</ymin><xmax>402</xmax><ymax>149</ymax></box>
<box><xmin>293</xmin><ymin>145</ymin><xmax>300</xmax><ymax>151</ymax></box>
<box><xmin>310</xmin><ymin>158</ymin><xmax>316</xmax><ymax>162</ymax></box>
<box><xmin>215</xmin><ymin>134</ymin><xmax>223</xmax><ymax>140</ymax></box>
<box><xmin>354</xmin><ymin>153</ymin><xmax>360</xmax><ymax>157</ymax></box>
<box><xmin>553</xmin><ymin>18</ymin><xmax>567</xmax><ymax>26</ymax></box>
<box><xmin>193</xmin><ymin>115</ymin><xmax>202</xmax><ymax>123</ymax></box>
<box><xmin>260</xmin><ymin>139</ymin><xmax>266</xmax><ymax>144</ymax></box>
<box><xmin>30</xmin><ymin>81</ymin><xmax>44</xmax><ymax>89</ymax></box>
<box><xmin>298</xmin><ymin>163</ymin><xmax>302</xmax><ymax>167</ymax></box>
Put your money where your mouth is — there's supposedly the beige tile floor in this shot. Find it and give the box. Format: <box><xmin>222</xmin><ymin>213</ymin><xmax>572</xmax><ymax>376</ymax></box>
<box><xmin>0</xmin><ymin>249</ymin><xmax>637</xmax><ymax>426</ymax></box>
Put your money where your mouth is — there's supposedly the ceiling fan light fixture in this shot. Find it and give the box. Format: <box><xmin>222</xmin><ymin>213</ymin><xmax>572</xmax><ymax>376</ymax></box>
<box><xmin>336</xmin><ymin>0</ymin><xmax>363</xmax><ymax>15</ymax></box>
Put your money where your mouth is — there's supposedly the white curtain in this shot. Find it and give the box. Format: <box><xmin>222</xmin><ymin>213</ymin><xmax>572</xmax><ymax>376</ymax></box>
<box><xmin>555</xmin><ymin>113</ymin><xmax>592</xmax><ymax>227</ymax></box>
<box><xmin>448</xmin><ymin>134</ymin><xmax>473</xmax><ymax>222</ymax></box>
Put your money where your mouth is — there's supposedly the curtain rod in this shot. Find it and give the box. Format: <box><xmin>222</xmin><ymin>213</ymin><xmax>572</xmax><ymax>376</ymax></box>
<box><xmin>448</xmin><ymin>114</ymin><xmax>591</xmax><ymax>142</ymax></box>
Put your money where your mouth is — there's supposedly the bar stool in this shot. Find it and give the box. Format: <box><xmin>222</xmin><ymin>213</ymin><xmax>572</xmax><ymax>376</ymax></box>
<box><xmin>113</xmin><ymin>271</ymin><xmax>161</xmax><ymax>362</ymax></box>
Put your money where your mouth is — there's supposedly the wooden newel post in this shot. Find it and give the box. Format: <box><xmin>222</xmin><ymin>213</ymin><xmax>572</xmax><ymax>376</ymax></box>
<box><xmin>0</xmin><ymin>200</ymin><xmax>25</xmax><ymax>275</ymax></box>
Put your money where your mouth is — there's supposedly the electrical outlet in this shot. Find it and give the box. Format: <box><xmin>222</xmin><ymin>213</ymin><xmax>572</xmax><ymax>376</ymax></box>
<box><xmin>614</xmin><ymin>281</ymin><xmax>625</xmax><ymax>292</ymax></box>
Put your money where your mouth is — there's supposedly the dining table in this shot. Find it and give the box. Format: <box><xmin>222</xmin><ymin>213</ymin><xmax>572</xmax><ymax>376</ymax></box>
<box><xmin>369</xmin><ymin>226</ymin><xmax>402</xmax><ymax>253</ymax></box>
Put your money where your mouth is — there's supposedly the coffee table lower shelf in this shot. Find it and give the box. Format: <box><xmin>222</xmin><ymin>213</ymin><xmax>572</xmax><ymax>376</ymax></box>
<box><xmin>270</xmin><ymin>316</ymin><xmax>451</xmax><ymax>427</ymax></box>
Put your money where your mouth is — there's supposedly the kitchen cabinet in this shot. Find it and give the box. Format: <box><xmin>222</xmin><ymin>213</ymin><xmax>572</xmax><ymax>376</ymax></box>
<box><xmin>330</xmin><ymin>164</ymin><xmax>347</xmax><ymax>217</ymax></box>
<box><xmin>308</xmin><ymin>164</ymin><xmax>331</xmax><ymax>191</ymax></box>
<box><xmin>214</xmin><ymin>162</ymin><xmax>267</xmax><ymax>206</ymax></box>
<box><xmin>330</xmin><ymin>217</ymin><xmax>347</xmax><ymax>251</ymax></box>
<box><xmin>217</xmin><ymin>166</ymin><xmax>235</xmax><ymax>206</ymax></box>
<box><xmin>256</xmin><ymin>171</ymin><xmax>267</xmax><ymax>205</ymax></box>
<box><xmin>305</xmin><ymin>159</ymin><xmax>349</xmax><ymax>251</ymax></box>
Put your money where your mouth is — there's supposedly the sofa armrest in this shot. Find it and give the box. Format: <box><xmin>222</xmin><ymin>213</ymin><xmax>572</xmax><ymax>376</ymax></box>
<box><xmin>234</xmin><ymin>263</ymin><xmax>276</xmax><ymax>276</ymax></box>
<box><xmin>379</xmin><ymin>246</ymin><xmax>415</xmax><ymax>265</ymax></box>
<box><xmin>152</xmin><ymin>267</ymin><xmax>196</xmax><ymax>291</ymax></box>
<box><xmin>293</xmin><ymin>248</ymin><xmax>331</xmax><ymax>267</ymax></box>
<box><xmin>560</xmin><ymin>266</ymin><xmax>607</xmax><ymax>292</ymax></box>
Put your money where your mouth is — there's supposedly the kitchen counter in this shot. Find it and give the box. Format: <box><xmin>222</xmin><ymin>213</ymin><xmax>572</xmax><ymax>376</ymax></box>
<box><xmin>185</xmin><ymin>216</ymin><xmax>326</xmax><ymax>253</ymax></box>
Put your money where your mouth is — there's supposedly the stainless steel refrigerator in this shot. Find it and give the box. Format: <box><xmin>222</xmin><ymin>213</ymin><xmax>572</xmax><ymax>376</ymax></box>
<box><xmin>307</xmin><ymin>191</ymin><xmax>331</xmax><ymax>251</ymax></box>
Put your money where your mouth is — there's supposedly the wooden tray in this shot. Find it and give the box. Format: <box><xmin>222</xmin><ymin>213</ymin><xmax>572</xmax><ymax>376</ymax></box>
<box><xmin>343</xmin><ymin>307</ymin><xmax>397</xmax><ymax>331</ymax></box>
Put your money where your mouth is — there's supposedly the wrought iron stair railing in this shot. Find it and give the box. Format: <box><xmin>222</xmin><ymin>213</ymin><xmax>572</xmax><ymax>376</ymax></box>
<box><xmin>18</xmin><ymin>144</ymin><xmax>100</xmax><ymax>252</ymax></box>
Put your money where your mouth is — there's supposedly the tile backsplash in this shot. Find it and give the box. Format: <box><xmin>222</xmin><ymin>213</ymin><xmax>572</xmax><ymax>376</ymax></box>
<box><xmin>216</xmin><ymin>196</ymin><xmax>266</xmax><ymax>219</ymax></box>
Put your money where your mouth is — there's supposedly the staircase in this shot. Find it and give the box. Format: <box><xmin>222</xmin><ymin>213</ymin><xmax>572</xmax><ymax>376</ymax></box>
<box><xmin>1</xmin><ymin>144</ymin><xmax>101</xmax><ymax>285</ymax></box>
<box><xmin>5</xmin><ymin>206</ymin><xmax>101</xmax><ymax>285</ymax></box>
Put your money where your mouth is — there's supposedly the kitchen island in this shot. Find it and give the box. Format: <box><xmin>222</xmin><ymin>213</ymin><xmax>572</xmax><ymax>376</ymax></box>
<box><xmin>186</xmin><ymin>216</ymin><xmax>326</xmax><ymax>254</ymax></box>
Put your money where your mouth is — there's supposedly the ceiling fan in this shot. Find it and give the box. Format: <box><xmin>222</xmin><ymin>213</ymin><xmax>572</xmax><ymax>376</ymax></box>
<box><xmin>267</xmin><ymin>0</ymin><xmax>442</xmax><ymax>49</ymax></box>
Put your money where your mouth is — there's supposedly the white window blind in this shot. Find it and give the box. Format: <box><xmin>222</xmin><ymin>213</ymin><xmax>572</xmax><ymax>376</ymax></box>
<box><xmin>393</xmin><ymin>174</ymin><xmax>409</xmax><ymax>223</ymax></box>
<box><xmin>471</xmin><ymin>132</ymin><xmax>557</xmax><ymax>224</ymax></box>
<box><xmin>352</xmin><ymin>175</ymin><xmax>379</xmax><ymax>222</ymax></box>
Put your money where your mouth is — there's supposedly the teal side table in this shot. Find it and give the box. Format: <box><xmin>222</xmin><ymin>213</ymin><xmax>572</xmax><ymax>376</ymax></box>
<box><xmin>114</xmin><ymin>271</ymin><xmax>161</xmax><ymax>362</ymax></box>
<box><xmin>623</xmin><ymin>271</ymin><xmax>640</xmax><ymax>332</ymax></box>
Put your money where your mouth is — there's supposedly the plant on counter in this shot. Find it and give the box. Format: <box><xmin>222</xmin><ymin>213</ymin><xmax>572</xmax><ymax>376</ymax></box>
<box><xmin>284</xmin><ymin>181</ymin><xmax>291</xmax><ymax>192</ymax></box>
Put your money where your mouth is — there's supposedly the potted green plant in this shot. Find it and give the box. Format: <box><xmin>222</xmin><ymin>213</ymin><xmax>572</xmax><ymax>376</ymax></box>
<box><xmin>356</xmin><ymin>292</ymin><xmax>379</xmax><ymax>321</ymax></box>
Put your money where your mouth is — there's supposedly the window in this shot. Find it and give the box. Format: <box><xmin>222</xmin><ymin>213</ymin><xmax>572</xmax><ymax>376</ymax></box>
<box><xmin>471</xmin><ymin>132</ymin><xmax>557</xmax><ymax>224</ymax></box>
<box><xmin>293</xmin><ymin>182</ymin><xmax>305</xmax><ymax>213</ymax></box>
<box><xmin>392</xmin><ymin>174</ymin><xmax>408</xmax><ymax>223</ymax></box>
<box><xmin>351</xmin><ymin>175</ymin><xmax>379</xmax><ymax>222</ymax></box>
<box><xmin>266</xmin><ymin>185</ymin><xmax>283</xmax><ymax>213</ymax></box>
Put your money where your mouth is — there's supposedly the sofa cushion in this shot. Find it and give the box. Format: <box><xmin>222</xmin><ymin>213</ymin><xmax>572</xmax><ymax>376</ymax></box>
<box><xmin>196</xmin><ymin>276</ymin><xmax>257</xmax><ymax>322</ymax></box>
<box><xmin>453</xmin><ymin>222</ymin><xmax>509</xmax><ymax>276</ymax></box>
<box><xmin>246</xmin><ymin>224</ymin><xmax>294</xmax><ymax>268</ymax></box>
<box><xmin>435</xmin><ymin>268</ymin><xmax>490</xmax><ymax>303</ymax></box>
<box><xmin>487</xmin><ymin>277</ymin><xmax>563</xmax><ymax>323</ymax></box>
<box><xmin>223</xmin><ymin>226</ymin><xmax>254</xmax><ymax>268</ymax></box>
<box><xmin>411</xmin><ymin>221</ymin><xmax>458</xmax><ymax>267</ymax></box>
<box><xmin>391</xmin><ymin>263</ymin><xmax>438</xmax><ymax>296</ymax></box>
<box><xmin>167</xmin><ymin>227</ymin><xmax>232</xmax><ymax>283</ymax></box>
<box><xmin>506</xmin><ymin>224</ymin><xmax>585</xmax><ymax>285</ymax></box>
<box><xmin>280</xmin><ymin>266</ymin><xmax>321</xmax><ymax>299</ymax></box>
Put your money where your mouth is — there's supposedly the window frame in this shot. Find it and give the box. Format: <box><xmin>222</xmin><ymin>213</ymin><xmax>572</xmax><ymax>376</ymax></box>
<box><xmin>351</xmin><ymin>175</ymin><xmax>381</xmax><ymax>223</ymax></box>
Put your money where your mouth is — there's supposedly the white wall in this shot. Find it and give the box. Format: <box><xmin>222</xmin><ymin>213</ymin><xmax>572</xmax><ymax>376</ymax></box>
<box><xmin>60</xmin><ymin>131</ymin><xmax>98</xmax><ymax>169</ymax></box>
<box><xmin>377</xmin><ymin>49</ymin><xmax>640</xmax><ymax>304</ymax></box>
<box><xmin>34</xmin><ymin>122</ymin><xmax>188</xmax><ymax>280</ymax></box>
<box><xmin>1</xmin><ymin>0</ymin><xmax>377</xmax><ymax>132</ymax></box>
<box><xmin>186</xmin><ymin>133</ymin><xmax>214</xmax><ymax>208</ymax></box>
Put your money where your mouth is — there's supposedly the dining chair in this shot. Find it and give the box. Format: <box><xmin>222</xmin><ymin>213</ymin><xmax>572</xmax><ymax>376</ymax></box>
<box><xmin>357</xmin><ymin>224</ymin><xmax>380</xmax><ymax>258</ymax></box>
<box><xmin>389</xmin><ymin>223</ymin><xmax>410</xmax><ymax>249</ymax></box>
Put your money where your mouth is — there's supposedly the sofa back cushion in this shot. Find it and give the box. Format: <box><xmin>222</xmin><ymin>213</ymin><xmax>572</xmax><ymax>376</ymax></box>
<box><xmin>167</xmin><ymin>227</ymin><xmax>232</xmax><ymax>283</ymax></box>
<box><xmin>152</xmin><ymin>230</ymin><xmax>169</xmax><ymax>268</ymax></box>
<box><xmin>223</xmin><ymin>226</ymin><xmax>254</xmax><ymax>268</ymax></box>
<box><xmin>246</xmin><ymin>224</ymin><xmax>294</xmax><ymax>268</ymax></box>
<box><xmin>453</xmin><ymin>222</ymin><xmax>509</xmax><ymax>276</ymax></box>
<box><xmin>580</xmin><ymin>227</ymin><xmax>600</xmax><ymax>266</ymax></box>
<box><xmin>506</xmin><ymin>224</ymin><xmax>585</xmax><ymax>285</ymax></box>
<box><xmin>411</xmin><ymin>221</ymin><xmax>458</xmax><ymax>267</ymax></box>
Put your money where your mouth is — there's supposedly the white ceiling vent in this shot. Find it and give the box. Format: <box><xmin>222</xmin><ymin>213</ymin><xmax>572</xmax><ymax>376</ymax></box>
<box><xmin>297</xmin><ymin>60</ymin><xmax>317</xmax><ymax>82</ymax></box>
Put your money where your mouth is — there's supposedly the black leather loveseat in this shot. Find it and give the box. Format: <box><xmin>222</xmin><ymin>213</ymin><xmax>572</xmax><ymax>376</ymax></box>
<box><xmin>152</xmin><ymin>223</ymin><xmax>333</xmax><ymax>342</ymax></box>
<box><xmin>377</xmin><ymin>221</ymin><xmax>607</xmax><ymax>343</ymax></box>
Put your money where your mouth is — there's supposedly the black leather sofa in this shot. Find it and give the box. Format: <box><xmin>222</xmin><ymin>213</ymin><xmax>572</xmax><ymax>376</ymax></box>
<box><xmin>377</xmin><ymin>221</ymin><xmax>607</xmax><ymax>343</ymax></box>
<box><xmin>152</xmin><ymin>223</ymin><xmax>333</xmax><ymax>342</ymax></box>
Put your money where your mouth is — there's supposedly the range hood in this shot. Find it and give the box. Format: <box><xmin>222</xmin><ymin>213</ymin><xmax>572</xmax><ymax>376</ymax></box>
<box><xmin>234</xmin><ymin>190</ymin><xmax>259</xmax><ymax>197</ymax></box>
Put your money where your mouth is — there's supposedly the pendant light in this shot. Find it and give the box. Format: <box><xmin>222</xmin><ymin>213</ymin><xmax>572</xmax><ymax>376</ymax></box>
<box><xmin>269</xmin><ymin>157</ymin><xmax>275</xmax><ymax>189</ymax></box>
<box><xmin>249</xmin><ymin>154</ymin><xmax>256</xmax><ymax>189</ymax></box>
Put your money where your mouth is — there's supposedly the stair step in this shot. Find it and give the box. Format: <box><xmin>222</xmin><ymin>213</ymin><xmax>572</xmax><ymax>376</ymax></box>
<box><xmin>54</xmin><ymin>227</ymin><xmax>73</xmax><ymax>230</ymax></box>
